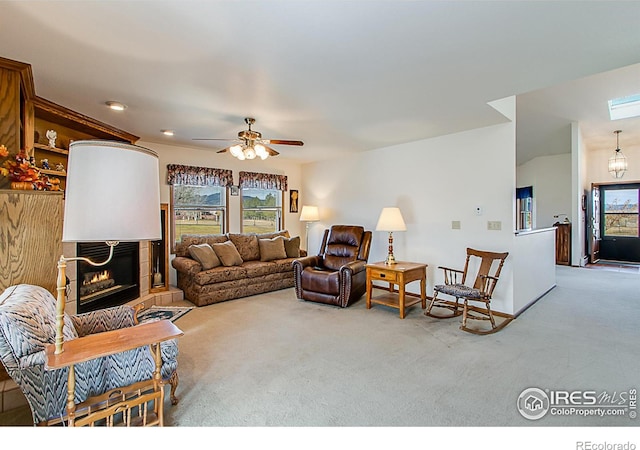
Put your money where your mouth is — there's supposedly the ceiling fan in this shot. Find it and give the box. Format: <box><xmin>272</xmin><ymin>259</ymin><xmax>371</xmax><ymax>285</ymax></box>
<box><xmin>193</xmin><ymin>117</ymin><xmax>304</xmax><ymax>160</ymax></box>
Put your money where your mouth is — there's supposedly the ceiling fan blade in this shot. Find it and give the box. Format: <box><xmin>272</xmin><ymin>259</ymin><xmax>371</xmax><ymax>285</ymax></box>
<box><xmin>216</xmin><ymin>147</ymin><xmax>230</xmax><ymax>154</ymax></box>
<box><xmin>263</xmin><ymin>139</ymin><xmax>304</xmax><ymax>146</ymax></box>
<box><xmin>192</xmin><ymin>138</ymin><xmax>237</xmax><ymax>141</ymax></box>
<box><xmin>263</xmin><ymin>145</ymin><xmax>279</xmax><ymax>156</ymax></box>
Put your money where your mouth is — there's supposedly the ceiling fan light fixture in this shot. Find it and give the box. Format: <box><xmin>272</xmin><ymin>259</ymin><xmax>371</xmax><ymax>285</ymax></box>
<box><xmin>199</xmin><ymin>117</ymin><xmax>302</xmax><ymax>161</ymax></box>
<box><xmin>229</xmin><ymin>144</ymin><xmax>243</xmax><ymax>157</ymax></box>
<box><xmin>244</xmin><ymin>146</ymin><xmax>257</xmax><ymax>160</ymax></box>
<box><xmin>255</xmin><ymin>144</ymin><xmax>269</xmax><ymax>160</ymax></box>
<box><xmin>608</xmin><ymin>130</ymin><xmax>628</xmax><ymax>179</ymax></box>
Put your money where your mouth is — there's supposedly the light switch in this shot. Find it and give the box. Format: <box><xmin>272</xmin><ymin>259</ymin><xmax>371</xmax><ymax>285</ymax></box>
<box><xmin>451</xmin><ymin>220</ymin><xmax>461</xmax><ymax>230</ymax></box>
<box><xmin>487</xmin><ymin>221</ymin><xmax>502</xmax><ymax>231</ymax></box>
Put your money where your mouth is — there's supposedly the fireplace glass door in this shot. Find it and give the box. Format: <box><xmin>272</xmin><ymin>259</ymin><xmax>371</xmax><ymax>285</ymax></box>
<box><xmin>76</xmin><ymin>241</ymin><xmax>140</xmax><ymax>313</ymax></box>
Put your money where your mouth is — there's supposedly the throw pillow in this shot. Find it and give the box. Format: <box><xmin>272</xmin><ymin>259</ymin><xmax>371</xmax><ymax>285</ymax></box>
<box><xmin>259</xmin><ymin>237</ymin><xmax>288</xmax><ymax>262</ymax></box>
<box><xmin>281</xmin><ymin>236</ymin><xmax>301</xmax><ymax>258</ymax></box>
<box><xmin>188</xmin><ymin>243</ymin><xmax>221</xmax><ymax>270</ymax></box>
<box><xmin>212</xmin><ymin>240</ymin><xmax>244</xmax><ymax>267</ymax></box>
<box><xmin>227</xmin><ymin>233</ymin><xmax>260</xmax><ymax>261</ymax></box>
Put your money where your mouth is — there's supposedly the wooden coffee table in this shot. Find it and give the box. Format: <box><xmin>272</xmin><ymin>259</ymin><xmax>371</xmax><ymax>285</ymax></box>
<box><xmin>365</xmin><ymin>261</ymin><xmax>427</xmax><ymax>319</ymax></box>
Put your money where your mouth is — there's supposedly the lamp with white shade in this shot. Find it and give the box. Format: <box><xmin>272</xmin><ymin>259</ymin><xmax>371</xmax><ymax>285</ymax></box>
<box><xmin>375</xmin><ymin>207</ymin><xmax>407</xmax><ymax>265</ymax></box>
<box><xmin>299</xmin><ymin>205</ymin><xmax>319</xmax><ymax>252</ymax></box>
<box><xmin>55</xmin><ymin>140</ymin><xmax>161</xmax><ymax>354</ymax></box>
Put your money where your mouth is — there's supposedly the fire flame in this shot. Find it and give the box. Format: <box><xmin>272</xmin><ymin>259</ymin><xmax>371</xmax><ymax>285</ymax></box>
<box><xmin>84</xmin><ymin>270</ymin><xmax>111</xmax><ymax>285</ymax></box>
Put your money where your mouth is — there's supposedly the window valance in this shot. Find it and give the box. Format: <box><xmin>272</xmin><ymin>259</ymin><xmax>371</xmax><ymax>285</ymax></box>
<box><xmin>238</xmin><ymin>171</ymin><xmax>288</xmax><ymax>191</ymax></box>
<box><xmin>167</xmin><ymin>164</ymin><xmax>234</xmax><ymax>187</ymax></box>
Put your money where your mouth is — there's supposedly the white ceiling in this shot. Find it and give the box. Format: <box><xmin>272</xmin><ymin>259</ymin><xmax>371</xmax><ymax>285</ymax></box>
<box><xmin>1</xmin><ymin>1</ymin><xmax>639</xmax><ymax>165</ymax></box>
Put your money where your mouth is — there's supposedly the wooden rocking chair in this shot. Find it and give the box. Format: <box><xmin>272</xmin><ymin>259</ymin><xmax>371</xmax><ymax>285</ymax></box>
<box><xmin>426</xmin><ymin>248</ymin><xmax>509</xmax><ymax>334</ymax></box>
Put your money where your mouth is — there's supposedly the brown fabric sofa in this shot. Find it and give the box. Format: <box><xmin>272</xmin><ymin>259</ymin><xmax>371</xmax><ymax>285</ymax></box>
<box><xmin>172</xmin><ymin>230</ymin><xmax>305</xmax><ymax>307</ymax></box>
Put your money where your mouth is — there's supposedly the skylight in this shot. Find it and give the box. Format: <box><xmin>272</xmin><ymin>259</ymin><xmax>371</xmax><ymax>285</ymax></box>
<box><xmin>608</xmin><ymin>94</ymin><xmax>640</xmax><ymax>120</ymax></box>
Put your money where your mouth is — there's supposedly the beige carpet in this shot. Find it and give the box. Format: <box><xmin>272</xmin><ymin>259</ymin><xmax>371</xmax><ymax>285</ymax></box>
<box><xmin>163</xmin><ymin>265</ymin><xmax>640</xmax><ymax>428</ymax></box>
<box><xmin>2</xmin><ymin>265</ymin><xmax>639</xmax><ymax>440</ymax></box>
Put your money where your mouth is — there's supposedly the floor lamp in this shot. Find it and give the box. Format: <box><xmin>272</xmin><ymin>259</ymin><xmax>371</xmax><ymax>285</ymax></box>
<box><xmin>299</xmin><ymin>205</ymin><xmax>319</xmax><ymax>253</ymax></box>
<box><xmin>55</xmin><ymin>140</ymin><xmax>161</xmax><ymax>354</ymax></box>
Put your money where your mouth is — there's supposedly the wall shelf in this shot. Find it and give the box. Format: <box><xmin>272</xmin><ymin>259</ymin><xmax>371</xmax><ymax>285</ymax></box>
<box><xmin>33</xmin><ymin>143</ymin><xmax>69</xmax><ymax>155</ymax></box>
<box><xmin>39</xmin><ymin>168</ymin><xmax>66</xmax><ymax>177</ymax></box>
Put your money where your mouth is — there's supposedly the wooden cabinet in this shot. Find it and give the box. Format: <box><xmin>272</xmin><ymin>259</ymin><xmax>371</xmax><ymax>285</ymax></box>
<box><xmin>554</xmin><ymin>222</ymin><xmax>571</xmax><ymax>266</ymax></box>
<box><xmin>0</xmin><ymin>65</ymin><xmax>21</xmax><ymax>154</ymax></box>
<box><xmin>0</xmin><ymin>190</ymin><xmax>64</xmax><ymax>294</ymax></box>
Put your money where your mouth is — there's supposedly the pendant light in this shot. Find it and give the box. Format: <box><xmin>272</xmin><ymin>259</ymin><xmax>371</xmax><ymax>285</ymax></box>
<box><xmin>608</xmin><ymin>130</ymin><xmax>628</xmax><ymax>179</ymax></box>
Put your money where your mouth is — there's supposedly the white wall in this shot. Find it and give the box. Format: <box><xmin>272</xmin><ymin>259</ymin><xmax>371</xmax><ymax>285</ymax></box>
<box><xmin>571</xmin><ymin>122</ymin><xmax>588</xmax><ymax>266</ymax></box>
<box><xmin>513</xmin><ymin>229</ymin><xmax>556</xmax><ymax>314</ymax></box>
<box><xmin>586</xmin><ymin>141</ymin><xmax>640</xmax><ymax>184</ymax></box>
<box><xmin>517</xmin><ymin>153</ymin><xmax>572</xmax><ymax>228</ymax></box>
<box><xmin>301</xmin><ymin>118</ymin><xmax>518</xmax><ymax>314</ymax></box>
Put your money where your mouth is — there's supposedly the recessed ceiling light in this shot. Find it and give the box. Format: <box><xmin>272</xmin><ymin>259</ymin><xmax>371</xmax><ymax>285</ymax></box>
<box><xmin>162</xmin><ymin>130</ymin><xmax>175</xmax><ymax>136</ymax></box>
<box><xmin>608</xmin><ymin>94</ymin><xmax>640</xmax><ymax>120</ymax></box>
<box><xmin>105</xmin><ymin>101</ymin><xmax>127</xmax><ymax>111</ymax></box>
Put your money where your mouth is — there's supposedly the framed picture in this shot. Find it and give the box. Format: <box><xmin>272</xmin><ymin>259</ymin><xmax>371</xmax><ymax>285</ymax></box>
<box><xmin>230</xmin><ymin>185</ymin><xmax>239</xmax><ymax>196</ymax></box>
<box><xmin>290</xmin><ymin>189</ymin><xmax>299</xmax><ymax>213</ymax></box>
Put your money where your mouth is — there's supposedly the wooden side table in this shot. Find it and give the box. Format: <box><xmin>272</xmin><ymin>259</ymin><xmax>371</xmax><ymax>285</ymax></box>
<box><xmin>366</xmin><ymin>261</ymin><xmax>427</xmax><ymax>319</ymax></box>
<box><xmin>45</xmin><ymin>319</ymin><xmax>183</xmax><ymax>426</ymax></box>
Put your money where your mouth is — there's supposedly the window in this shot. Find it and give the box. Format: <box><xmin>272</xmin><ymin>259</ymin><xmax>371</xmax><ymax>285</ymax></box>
<box><xmin>167</xmin><ymin>164</ymin><xmax>233</xmax><ymax>249</ymax></box>
<box><xmin>608</xmin><ymin>93</ymin><xmax>640</xmax><ymax>121</ymax></box>
<box><xmin>241</xmin><ymin>188</ymin><xmax>283</xmax><ymax>233</ymax></box>
<box><xmin>603</xmin><ymin>187</ymin><xmax>639</xmax><ymax>237</ymax></box>
<box><xmin>172</xmin><ymin>185</ymin><xmax>227</xmax><ymax>246</ymax></box>
<box><xmin>516</xmin><ymin>186</ymin><xmax>533</xmax><ymax>230</ymax></box>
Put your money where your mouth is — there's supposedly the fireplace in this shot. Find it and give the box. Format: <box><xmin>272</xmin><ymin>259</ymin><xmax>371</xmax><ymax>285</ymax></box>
<box><xmin>76</xmin><ymin>242</ymin><xmax>140</xmax><ymax>313</ymax></box>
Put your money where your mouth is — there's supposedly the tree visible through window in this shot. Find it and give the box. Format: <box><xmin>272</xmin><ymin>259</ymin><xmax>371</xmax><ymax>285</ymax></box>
<box><xmin>603</xmin><ymin>188</ymin><xmax>639</xmax><ymax>237</ymax></box>
<box><xmin>241</xmin><ymin>188</ymin><xmax>283</xmax><ymax>233</ymax></box>
<box><xmin>172</xmin><ymin>185</ymin><xmax>226</xmax><ymax>245</ymax></box>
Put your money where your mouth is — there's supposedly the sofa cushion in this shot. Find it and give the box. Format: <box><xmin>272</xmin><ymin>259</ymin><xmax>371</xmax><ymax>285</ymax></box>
<box><xmin>188</xmin><ymin>243</ymin><xmax>221</xmax><ymax>270</ymax></box>
<box><xmin>301</xmin><ymin>267</ymin><xmax>340</xmax><ymax>295</ymax></box>
<box><xmin>213</xmin><ymin>241</ymin><xmax>244</xmax><ymax>266</ymax></box>
<box><xmin>256</xmin><ymin>230</ymin><xmax>290</xmax><ymax>240</ymax></box>
<box><xmin>243</xmin><ymin>260</ymin><xmax>279</xmax><ymax>277</ymax></box>
<box><xmin>259</xmin><ymin>237</ymin><xmax>287</xmax><ymax>262</ymax></box>
<box><xmin>194</xmin><ymin>265</ymin><xmax>248</xmax><ymax>285</ymax></box>
<box><xmin>324</xmin><ymin>226</ymin><xmax>364</xmax><ymax>271</ymax></box>
<box><xmin>227</xmin><ymin>233</ymin><xmax>260</xmax><ymax>261</ymax></box>
<box><xmin>281</xmin><ymin>236</ymin><xmax>301</xmax><ymax>258</ymax></box>
<box><xmin>176</xmin><ymin>234</ymin><xmax>229</xmax><ymax>257</ymax></box>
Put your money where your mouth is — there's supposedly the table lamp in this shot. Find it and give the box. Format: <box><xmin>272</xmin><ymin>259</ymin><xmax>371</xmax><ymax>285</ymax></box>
<box><xmin>55</xmin><ymin>140</ymin><xmax>161</xmax><ymax>354</ymax></box>
<box><xmin>375</xmin><ymin>207</ymin><xmax>406</xmax><ymax>265</ymax></box>
<box><xmin>299</xmin><ymin>205</ymin><xmax>319</xmax><ymax>252</ymax></box>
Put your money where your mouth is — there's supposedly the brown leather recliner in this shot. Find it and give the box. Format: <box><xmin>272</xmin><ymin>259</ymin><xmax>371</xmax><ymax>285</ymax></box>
<box><xmin>293</xmin><ymin>225</ymin><xmax>372</xmax><ymax>307</ymax></box>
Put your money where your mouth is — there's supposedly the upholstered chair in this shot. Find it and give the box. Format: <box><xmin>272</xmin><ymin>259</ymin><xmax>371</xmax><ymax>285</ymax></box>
<box><xmin>293</xmin><ymin>225</ymin><xmax>372</xmax><ymax>307</ymax></box>
<box><xmin>0</xmin><ymin>284</ymin><xmax>179</xmax><ymax>425</ymax></box>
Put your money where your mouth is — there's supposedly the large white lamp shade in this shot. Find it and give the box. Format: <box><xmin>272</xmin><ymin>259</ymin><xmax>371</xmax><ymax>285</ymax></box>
<box><xmin>63</xmin><ymin>140</ymin><xmax>161</xmax><ymax>242</ymax></box>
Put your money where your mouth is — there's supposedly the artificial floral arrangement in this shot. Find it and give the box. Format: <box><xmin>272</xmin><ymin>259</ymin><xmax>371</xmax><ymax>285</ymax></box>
<box><xmin>0</xmin><ymin>145</ymin><xmax>61</xmax><ymax>191</ymax></box>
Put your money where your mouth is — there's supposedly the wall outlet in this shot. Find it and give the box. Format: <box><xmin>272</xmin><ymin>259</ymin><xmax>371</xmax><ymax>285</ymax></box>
<box><xmin>451</xmin><ymin>220</ymin><xmax>461</xmax><ymax>230</ymax></box>
<box><xmin>487</xmin><ymin>221</ymin><xmax>502</xmax><ymax>231</ymax></box>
